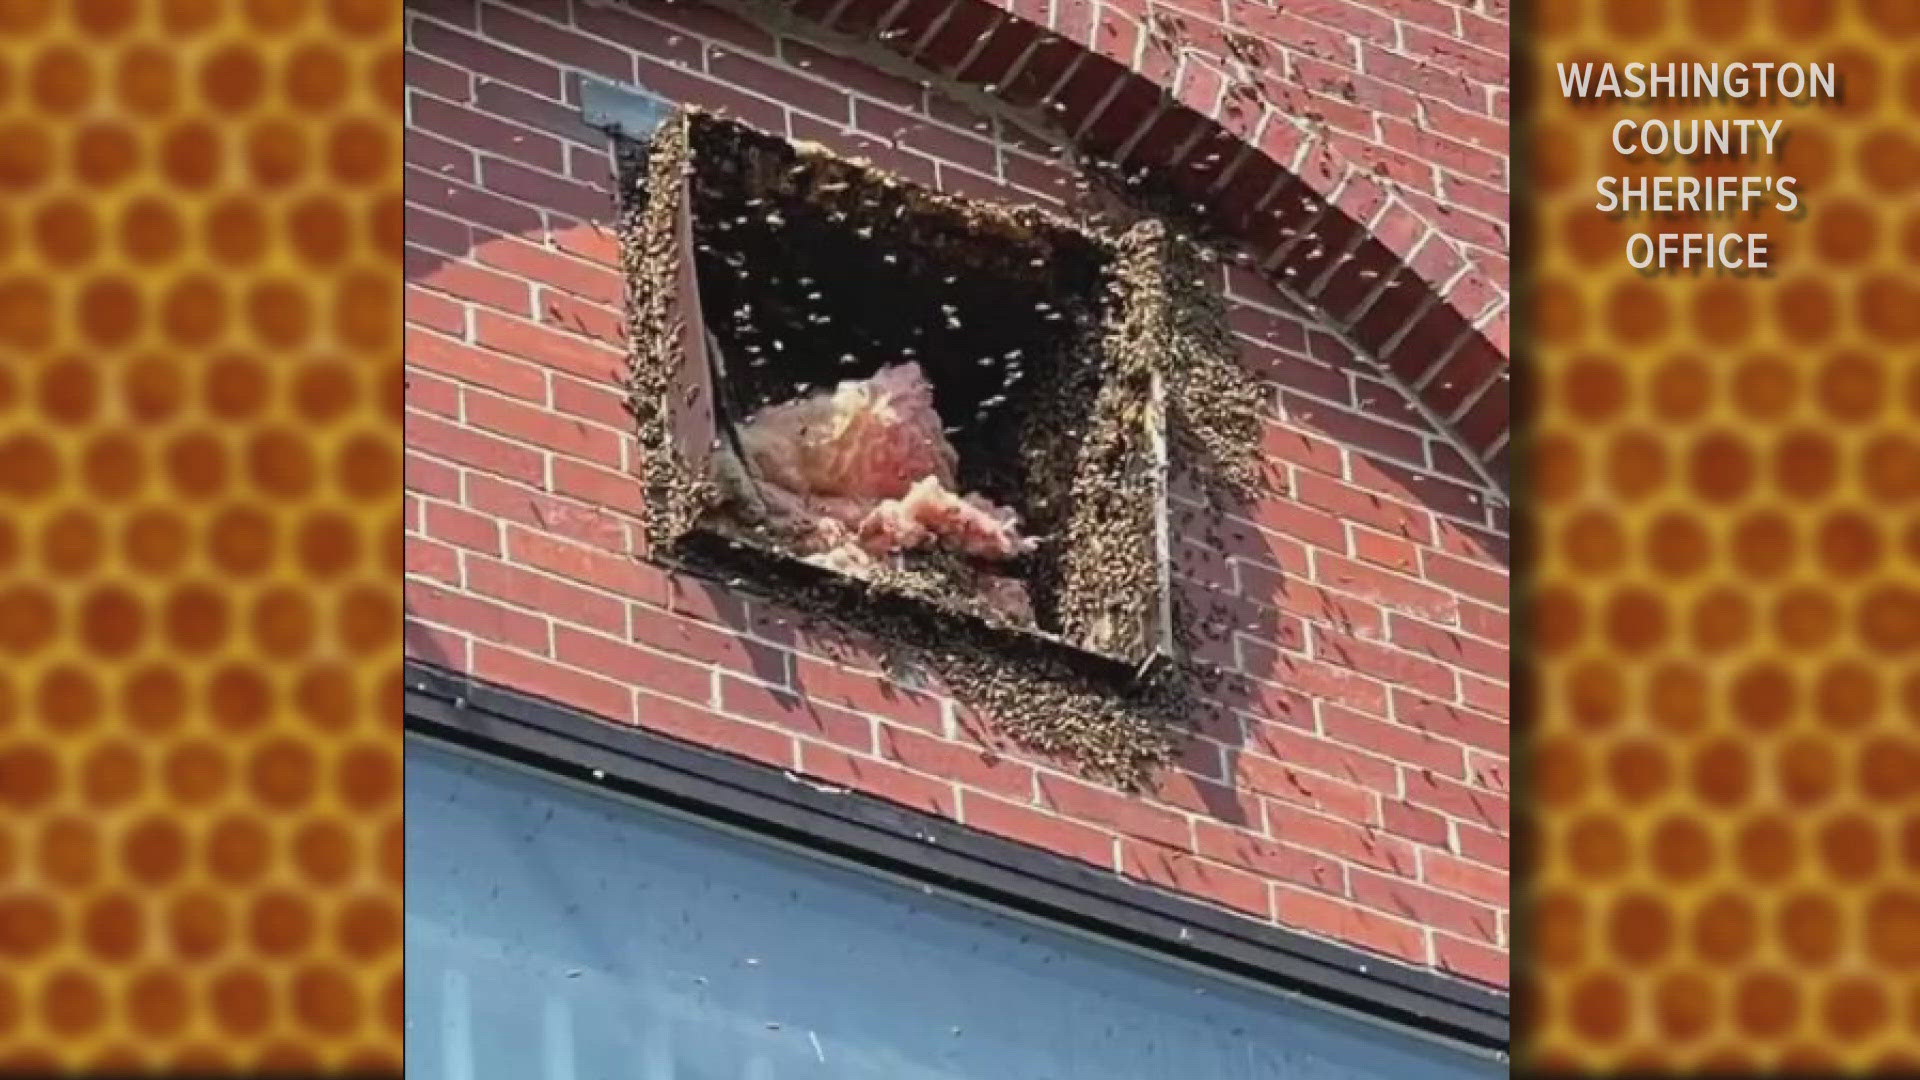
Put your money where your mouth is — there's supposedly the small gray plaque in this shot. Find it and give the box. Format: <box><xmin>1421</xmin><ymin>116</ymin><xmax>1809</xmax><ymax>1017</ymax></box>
<box><xmin>580</xmin><ymin>78</ymin><xmax>672</xmax><ymax>140</ymax></box>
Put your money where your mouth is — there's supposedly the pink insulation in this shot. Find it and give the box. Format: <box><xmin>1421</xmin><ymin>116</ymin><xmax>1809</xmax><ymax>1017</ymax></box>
<box><xmin>727</xmin><ymin>362</ymin><xmax>1037</xmax><ymax>621</ymax></box>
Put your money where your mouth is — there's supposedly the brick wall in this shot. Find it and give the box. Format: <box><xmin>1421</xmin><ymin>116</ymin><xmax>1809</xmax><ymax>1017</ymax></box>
<box><xmin>404</xmin><ymin>0</ymin><xmax>1510</xmax><ymax>989</ymax></box>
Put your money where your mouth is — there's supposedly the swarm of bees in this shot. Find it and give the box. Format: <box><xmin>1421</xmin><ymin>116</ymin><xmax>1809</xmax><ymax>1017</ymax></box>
<box><xmin>619</xmin><ymin>109</ymin><xmax>1266</xmax><ymax>789</ymax></box>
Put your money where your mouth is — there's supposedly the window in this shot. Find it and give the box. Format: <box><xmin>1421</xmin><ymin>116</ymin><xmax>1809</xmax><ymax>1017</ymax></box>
<box><xmin>408</xmin><ymin>737</ymin><xmax>1505</xmax><ymax>1079</ymax></box>
<box><xmin>620</xmin><ymin>106</ymin><xmax>1181</xmax><ymax>680</ymax></box>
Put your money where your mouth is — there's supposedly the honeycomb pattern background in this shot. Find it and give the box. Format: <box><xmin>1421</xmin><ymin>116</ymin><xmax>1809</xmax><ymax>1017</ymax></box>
<box><xmin>0</xmin><ymin>1</ymin><xmax>401</xmax><ymax>1073</ymax></box>
<box><xmin>1529</xmin><ymin>0</ymin><xmax>1920</xmax><ymax>1073</ymax></box>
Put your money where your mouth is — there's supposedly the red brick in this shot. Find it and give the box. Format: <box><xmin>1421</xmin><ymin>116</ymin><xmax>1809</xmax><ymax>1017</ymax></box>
<box><xmin>407</xmin><ymin>581</ymin><xmax>548</xmax><ymax>654</ymax></box>
<box><xmin>1284</xmin><ymin>391</ymin><xmax>1425</xmax><ymax>465</ymax></box>
<box><xmin>409</xmin><ymin>412</ymin><xmax>544</xmax><ymax>485</ymax></box>
<box><xmin>1240</xmin><ymin>642</ymin><xmax>1391</xmax><ymax>719</ymax></box>
<box><xmin>1313</xmin><ymin>551</ymin><xmax>1458</xmax><ymax>624</ymax></box>
<box><xmin>465</xmin><ymin>390</ymin><xmax>622</xmax><ymax>466</ymax></box>
<box><xmin>406</xmin><ymin>535</ymin><xmax>461</xmax><ymax>585</ymax></box>
<box><xmin>407</xmin><ymin>326</ymin><xmax>546</xmax><ymax>402</ymax></box>
<box><xmin>404</xmin><ymin>617</ymin><xmax>470</xmax><ymax>667</ymax></box>
<box><xmin>1260</xmin><ymin>419</ymin><xmax>1343</xmax><ymax>476</ymax></box>
<box><xmin>408</xmin><ymin>167</ymin><xmax>545</xmax><ymax>236</ymax></box>
<box><xmin>1421</xmin><ymin>548</ymin><xmax>1507</xmax><ymax>609</ymax></box>
<box><xmin>1458</xmin><ymin>672</ymin><xmax>1507</xmax><ymax>719</ymax></box>
<box><xmin>631</xmin><ymin>601</ymin><xmax>788</xmax><ymax>683</ymax></box>
<box><xmin>479</xmin><ymin>3</ymin><xmax>631</xmax><ymax>83</ymax></box>
<box><xmin>629</xmin><ymin>55</ymin><xmax>787</xmax><ymax>135</ymax></box>
<box><xmin>799</xmin><ymin>744</ymin><xmax>956</xmax><ymax>816</ymax></box>
<box><xmin>406</xmin><ymin>205</ymin><xmax>472</xmax><ymax>256</ymax></box>
<box><xmin>1350</xmin><ymin>867</ymin><xmax>1498</xmax><ymax>943</ymax></box>
<box><xmin>1350</xmin><ymin>454</ymin><xmax>1488</xmax><ymax>525</ymax></box>
<box><xmin>416</xmin><ymin>94</ymin><xmax>571</xmax><ymax>175</ymax></box>
<box><xmin>1406</xmin><ymin>768</ymin><xmax>1507</xmax><ymax>831</ymax></box>
<box><xmin>405</xmin><ymin>282</ymin><xmax>465</xmax><ymax>337</ymax></box>
<box><xmin>1270</xmin><ymin>0</ymin><xmax>1399</xmax><ymax>40</ymax></box>
<box><xmin>408</xmin><ymin>249</ymin><xmax>533</xmax><ymax>315</ymax></box>
<box><xmin>480</xmin><ymin>157</ymin><xmax>613</xmax><ymax>221</ymax></box>
<box><xmin>1122</xmin><ymin>841</ymin><xmax>1271</xmax><ymax>918</ymax></box>
<box><xmin>424</xmin><ymin>501</ymin><xmax>503</xmax><ymax>556</ymax></box>
<box><xmin>1326</xmin><ymin>702</ymin><xmax>1468</xmax><ymax>780</ymax></box>
<box><xmin>1388</xmin><ymin>613</ymin><xmax>1505</xmax><ymax>680</ymax></box>
<box><xmin>469</xmin><ymin>474</ymin><xmax>630</xmax><ymax>552</ymax></box>
<box><xmin>1241</xmin><ymin>723</ymin><xmax>1399</xmax><ymax>794</ymax></box>
<box><xmin>406</xmin><ymin>128</ymin><xmax>475</xmax><ymax>182</ymax></box>
<box><xmin>466</xmin><ymin>556</ymin><xmax>625</xmax><ymax>636</ymax></box>
<box><xmin>638</xmin><ymin>685</ymin><xmax>793</xmax><ymax>768</ymax></box>
<box><xmin>413</xmin><ymin>18</ymin><xmax>564</xmax><ymax>98</ymax></box>
<box><xmin>1379</xmin><ymin>118</ymin><xmax>1504</xmax><ymax>187</ymax></box>
<box><xmin>405</xmin><ymin>452</ymin><xmax>460</xmax><ymax>500</ymax></box>
<box><xmin>1456</xmin><ymin>822</ymin><xmax>1507</xmax><ymax>870</ymax></box>
<box><xmin>536</xmin><ymin>290</ymin><xmax>624</xmax><ymax>349</ymax></box>
<box><xmin>918</xmin><ymin>2</ymin><xmax>997</xmax><ymax>69</ymax></box>
<box><xmin>1246</xmin><ymin>758</ymin><xmax>1379</xmax><ymax>827</ymax></box>
<box><xmin>877</xmin><ymin>724</ymin><xmax>1033</xmax><ymax>800</ymax></box>
<box><xmin>472</xmin><ymin>232</ymin><xmax>623</xmax><ymax>305</ymax></box>
<box><xmin>406</xmin><ymin>51</ymin><xmax>471</xmax><ymax>101</ymax></box>
<box><xmin>1423</xmin><ymin>848</ymin><xmax>1507</xmax><ymax>907</ymax></box>
<box><xmin>547</xmin><ymin>219</ymin><xmax>620</xmax><ymax>268</ymax></box>
<box><xmin>1037</xmin><ymin>774</ymin><xmax>1193</xmax><ymax>850</ymax></box>
<box><xmin>1226</xmin><ymin>502</ymin><xmax>1342</xmax><ymax>562</ymax></box>
<box><xmin>707</xmin><ymin>47</ymin><xmax>850</xmax><ymax>124</ymax></box>
<box><xmin>474</xmin><ymin>309</ymin><xmax>624</xmax><ymax>381</ymax></box>
<box><xmin>722</xmin><ymin>673</ymin><xmax>871</xmax><ymax>750</ymax></box>
<box><xmin>1350</xmin><ymin>527</ymin><xmax>1419</xmax><ymax>574</ymax></box>
<box><xmin>474</xmin><ymin>78</ymin><xmax>605</xmax><ymax>148</ymax></box>
<box><xmin>1267</xmin><ymin>802</ymin><xmax>1418</xmax><ymax>875</ymax></box>
<box><xmin>1275</xmin><ymin>887</ymin><xmax>1427</xmax><ymax>965</ymax></box>
<box><xmin>473</xmin><ymin>642</ymin><xmax>633</xmax><ymax>722</ymax></box>
<box><xmin>790</xmin><ymin>655</ymin><xmax>944</xmax><ymax>733</ymax></box>
<box><xmin>554</xmin><ymin>624</ymin><xmax>712</xmax><ymax>705</ymax></box>
<box><xmin>505</xmin><ymin>527</ymin><xmax>662</xmax><ymax>604</ymax></box>
<box><xmin>550</xmin><ymin>457</ymin><xmax>645</xmax><ymax>520</ymax></box>
<box><xmin>1433</xmin><ymin>933</ymin><xmax>1507</xmax><ymax>986</ymax></box>
<box><xmin>1361</xmin><ymin>44</ymin><xmax>1481</xmax><ymax>111</ymax></box>
<box><xmin>406</xmin><ymin>368</ymin><xmax>461</xmax><ymax>417</ymax></box>
<box><xmin>960</xmin><ymin>791</ymin><xmax>1116</xmax><ymax>868</ymax></box>
<box><xmin>1195</xmin><ymin>820</ymin><xmax>1347</xmax><ymax>896</ymax></box>
<box><xmin>1389</xmin><ymin>690</ymin><xmax>1505</xmax><ymax>756</ymax></box>
<box><xmin>573</xmin><ymin>4</ymin><xmax>747</xmax><ymax>65</ymax></box>
<box><xmin>1382</xmin><ymin>799</ymin><xmax>1451</xmax><ymax>847</ymax></box>
<box><xmin>781</xmin><ymin>40</ymin><xmax>922</xmax><ymax>107</ymax></box>
<box><xmin>1295</xmin><ymin>471</ymin><xmax>1434</xmax><ymax>546</ymax></box>
<box><xmin>854</xmin><ymin>99</ymin><xmax>997</xmax><ymax>176</ymax></box>
<box><xmin>1312</xmin><ymin>624</ymin><xmax>1457</xmax><ymax>701</ymax></box>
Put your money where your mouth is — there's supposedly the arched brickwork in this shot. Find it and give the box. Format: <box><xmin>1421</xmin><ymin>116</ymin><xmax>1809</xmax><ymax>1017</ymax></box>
<box><xmin>761</xmin><ymin>0</ymin><xmax>1511</xmax><ymax>477</ymax></box>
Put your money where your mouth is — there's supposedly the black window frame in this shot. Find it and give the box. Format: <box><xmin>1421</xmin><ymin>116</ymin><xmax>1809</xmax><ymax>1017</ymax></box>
<box><xmin>405</xmin><ymin>657</ymin><xmax>1509</xmax><ymax>1058</ymax></box>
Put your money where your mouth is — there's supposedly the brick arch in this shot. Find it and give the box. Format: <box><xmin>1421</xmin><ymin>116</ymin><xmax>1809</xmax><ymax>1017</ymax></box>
<box><xmin>763</xmin><ymin>0</ymin><xmax>1510</xmax><ymax>481</ymax></box>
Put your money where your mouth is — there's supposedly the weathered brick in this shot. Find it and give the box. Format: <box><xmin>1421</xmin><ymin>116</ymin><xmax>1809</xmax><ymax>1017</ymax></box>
<box><xmin>960</xmin><ymin>791</ymin><xmax>1115</xmax><ymax>868</ymax></box>
<box><xmin>1038</xmin><ymin>773</ymin><xmax>1194</xmax><ymax>850</ymax></box>
<box><xmin>722</xmin><ymin>673</ymin><xmax>871</xmax><ymax>750</ymax></box>
<box><xmin>1122</xmin><ymin>840</ymin><xmax>1272</xmax><ymax>918</ymax></box>
<box><xmin>800</xmin><ymin>744</ymin><xmax>956</xmax><ymax>816</ymax></box>
<box><xmin>879</xmin><ymin>724</ymin><xmax>1033</xmax><ymax>800</ymax></box>
<box><xmin>466</xmin><ymin>556</ymin><xmax>626</xmax><ymax>636</ymax></box>
<box><xmin>412</xmin><ymin>18</ymin><xmax>564</xmax><ymax>98</ymax></box>
<box><xmin>554</xmin><ymin>625</ymin><xmax>711</xmax><ymax>705</ymax></box>
<box><xmin>473</xmin><ymin>642</ymin><xmax>633</xmax><ymax>721</ymax></box>
<box><xmin>1275</xmin><ymin>886</ymin><xmax>1426</xmax><ymax>964</ymax></box>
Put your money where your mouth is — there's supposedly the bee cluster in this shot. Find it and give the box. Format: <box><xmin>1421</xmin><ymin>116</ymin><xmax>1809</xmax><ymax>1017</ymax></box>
<box><xmin>620</xmin><ymin>109</ymin><xmax>1266</xmax><ymax>789</ymax></box>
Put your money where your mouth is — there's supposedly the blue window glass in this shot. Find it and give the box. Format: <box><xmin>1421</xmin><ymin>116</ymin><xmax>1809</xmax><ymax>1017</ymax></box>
<box><xmin>408</xmin><ymin>739</ymin><xmax>1505</xmax><ymax>1079</ymax></box>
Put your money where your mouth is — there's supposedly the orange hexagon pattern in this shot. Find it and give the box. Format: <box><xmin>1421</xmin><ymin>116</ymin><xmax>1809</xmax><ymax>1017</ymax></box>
<box><xmin>1529</xmin><ymin>0</ymin><xmax>1919</xmax><ymax>1073</ymax></box>
<box><xmin>0</xmin><ymin>0</ymin><xmax>401</xmax><ymax>1073</ymax></box>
